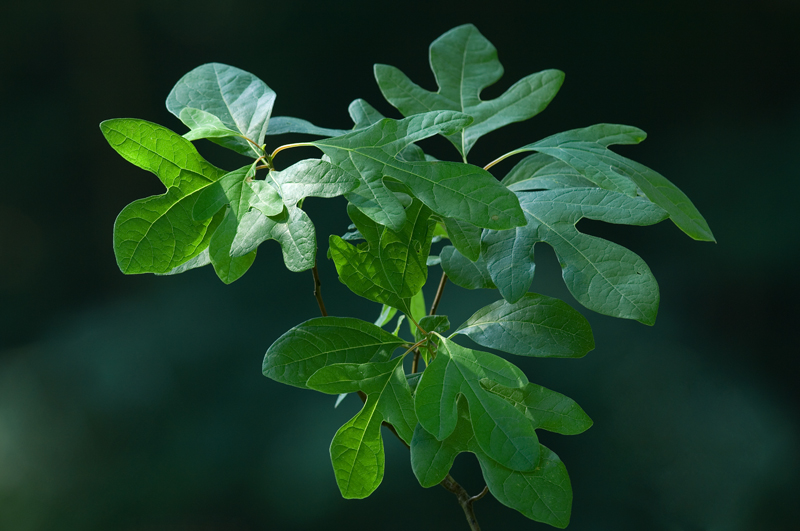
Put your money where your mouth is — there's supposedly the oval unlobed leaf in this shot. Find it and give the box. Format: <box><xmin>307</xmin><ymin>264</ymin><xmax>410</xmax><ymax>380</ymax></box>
<box><xmin>265</xmin><ymin>116</ymin><xmax>350</xmax><ymax>137</ymax></box>
<box><xmin>101</xmin><ymin>118</ymin><xmax>228</xmax><ymax>274</ymax></box>
<box><xmin>454</xmin><ymin>293</ymin><xmax>595</xmax><ymax>358</ymax></box>
<box><xmin>440</xmin><ymin>245</ymin><xmax>496</xmax><ymax>290</ymax></box>
<box><xmin>166</xmin><ymin>63</ymin><xmax>276</xmax><ymax>157</ymax></box>
<box><xmin>263</xmin><ymin>317</ymin><xmax>405</xmax><ymax>389</ymax></box>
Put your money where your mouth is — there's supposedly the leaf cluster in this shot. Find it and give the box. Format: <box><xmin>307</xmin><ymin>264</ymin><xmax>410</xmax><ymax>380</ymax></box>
<box><xmin>101</xmin><ymin>24</ymin><xmax>713</xmax><ymax>529</ymax></box>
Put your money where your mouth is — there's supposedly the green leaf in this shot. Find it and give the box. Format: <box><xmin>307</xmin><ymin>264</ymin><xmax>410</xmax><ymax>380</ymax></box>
<box><xmin>269</xmin><ymin>159</ymin><xmax>358</xmax><ymax>206</ymax></box>
<box><xmin>440</xmin><ymin>246</ymin><xmax>496</xmax><ymax>290</ymax></box>
<box><xmin>166</xmin><ymin>63</ymin><xmax>275</xmax><ymax>157</ymax></box>
<box><xmin>414</xmin><ymin>336</ymin><xmax>539</xmax><ymax>471</ymax></box>
<box><xmin>348</xmin><ymin>99</ymin><xmax>386</xmax><ymax>128</ymax></box>
<box><xmin>265</xmin><ymin>116</ymin><xmax>349</xmax><ymax>137</ymax></box>
<box><xmin>480</xmin><ymin>380</ymin><xmax>593</xmax><ymax>435</ymax></box>
<box><xmin>263</xmin><ymin>317</ymin><xmax>405</xmax><ymax>389</ymax></box>
<box><xmin>101</xmin><ymin>119</ymin><xmax>228</xmax><ymax>274</ymax></box>
<box><xmin>442</xmin><ymin>217</ymin><xmax>482</xmax><ymax>261</ymax></box>
<box><xmin>374</xmin><ymin>305</ymin><xmax>398</xmax><ymax>327</ymax></box>
<box><xmin>247</xmin><ymin>180</ymin><xmax>284</xmax><ymax>217</ymax></box>
<box><xmin>502</xmin><ymin>152</ymin><xmax>596</xmax><ymax>192</ymax></box>
<box><xmin>313</xmin><ymin>112</ymin><xmax>525</xmax><ymax>231</ymax></box>
<box><xmin>411</xmin><ymin>397</ymin><xmax>573</xmax><ymax>527</ymax></box>
<box><xmin>328</xmin><ymin>200</ymin><xmax>435</xmax><ymax>315</ymax></box>
<box><xmin>454</xmin><ymin>293</ymin><xmax>594</xmax><ymax>358</ymax></box>
<box><xmin>483</xmin><ymin>188</ymin><xmax>668</xmax><ymax>324</ymax></box>
<box><xmin>179</xmin><ymin>108</ymin><xmax>240</xmax><ymax>141</ymax></box>
<box><xmin>307</xmin><ymin>356</ymin><xmax>417</xmax><ymax>499</ymax></box>
<box><xmin>504</xmin><ymin>124</ymin><xmax>715</xmax><ymax>241</ymax></box>
<box><xmin>207</xmin><ymin>208</ymin><xmax>257</xmax><ymax>284</ymax></box>
<box><xmin>407</xmin><ymin>289</ymin><xmax>426</xmax><ymax>337</ymax></box>
<box><xmin>375</xmin><ymin>24</ymin><xmax>564</xmax><ymax>157</ymax></box>
<box><xmin>230</xmin><ymin>205</ymin><xmax>316</xmax><ymax>272</ymax></box>
<box><xmin>157</xmin><ymin>248</ymin><xmax>212</xmax><ymax>276</ymax></box>
<box><xmin>191</xmin><ymin>165</ymin><xmax>262</xmax><ymax>283</ymax></box>
<box><xmin>418</xmin><ymin>315</ymin><xmax>450</xmax><ymax>337</ymax></box>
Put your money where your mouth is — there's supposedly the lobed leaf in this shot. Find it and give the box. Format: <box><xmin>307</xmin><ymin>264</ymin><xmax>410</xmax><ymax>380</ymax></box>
<box><xmin>483</xmin><ymin>188</ymin><xmax>668</xmax><ymax>324</ymax></box>
<box><xmin>375</xmin><ymin>24</ymin><xmax>564</xmax><ymax>157</ymax></box>
<box><xmin>329</xmin><ymin>200</ymin><xmax>435</xmax><ymax>315</ymax></box>
<box><xmin>101</xmin><ymin>119</ymin><xmax>228</xmax><ymax>275</ymax></box>
<box><xmin>504</xmin><ymin>124</ymin><xmax>715</xmax><ymax>241</ymax></box>
<box><xmin>480</xmin><ymin>380</ymin><xmax>593</xmax><ymax>435</ymax></box>
<box><xmin>263</xmin><ymin>317</ymin><xmax>404</xmax><ymax>389</ymax></box>
<box><xmin>454</xmin><ymin>293</ymin><xmax>594</xmax><ymax>358</ymax></box>
<box><xmin>414</xmin><ymin>336</ymin><xmax>539</xmax><ymax>471</ymax></box>
<box><xmin>230</xmin><ymin>205</ymin><xmax>316</xmax><ymax>272</ymax></box>
<box><xmin>307</xmin><ymin>357</ymin><xmax>417</xmax><ymax>499</ymax></box>
<box><xmin>442</xmin><ymin>217</ymin><xmax>482</xmax><ymax>261</ymax></box>
<box><xmin>269</xmin><ymin>159</ymin><xmax>359</xmax><ymax>206</ymax></box>
<box><xmin>411</xmin><ymin>397</ymin><xmax>573</xmax><ymax>527</ymax></box>
<box><xmin>313</xmin><ymin>112</ymin><xmax>525</xmax><ymax>231</ymax></box>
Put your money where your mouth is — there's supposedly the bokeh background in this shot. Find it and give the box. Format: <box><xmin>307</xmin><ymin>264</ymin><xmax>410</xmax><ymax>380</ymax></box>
<box><xmin>2</xmin><ymin>1</ymin><xmax>798</xmax><ymax>529</ymax></box>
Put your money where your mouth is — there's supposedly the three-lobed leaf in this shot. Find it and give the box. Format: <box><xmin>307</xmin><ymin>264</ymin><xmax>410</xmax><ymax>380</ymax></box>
<box><xmin>502</xmin><ymin>124</ymin><xmax>715</xmax><ymax>241</ymax></box>
<box><xmin>414</xmin><ymin>336</ymin><xmax>540</xmax><ymax>471</ymax></box>
<box><xmin>375</xmin><ymin>24</ymin><xmax>564</xmax><ymax>158</ymax></box>
<box><xmin>313</xmin><ymin>111</ymin><xmax>525</xmax><ymax>231</ymax></box>
<box><xmin>483</xmin><ymin>188</ymin><xmax>668</xmax><ymax>324</ymax></box>
<box><xmin>411</xmin><ymin>397</ymin><xmax>573</xmax><ymax>528</ymax></box>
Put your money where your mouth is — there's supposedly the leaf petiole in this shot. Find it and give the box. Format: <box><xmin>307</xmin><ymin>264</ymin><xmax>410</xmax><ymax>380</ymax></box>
<box><xmin>270</xmin><ymin>142</ymin><xmax>317</xmax><ymax>160</ymax></box>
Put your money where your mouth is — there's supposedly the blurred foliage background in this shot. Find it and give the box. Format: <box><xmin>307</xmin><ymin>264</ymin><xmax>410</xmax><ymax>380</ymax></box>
<box><xmin>1</xmin><ymin>1</ymin><xmax>798</xmax><ymax>529</ymax></box>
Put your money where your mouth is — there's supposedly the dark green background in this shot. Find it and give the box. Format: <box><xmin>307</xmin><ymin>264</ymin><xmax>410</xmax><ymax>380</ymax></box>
<box><xmin>1</xmin><ymin>1</ymin><xmax>798</xmax><ymax>529</ymax></box>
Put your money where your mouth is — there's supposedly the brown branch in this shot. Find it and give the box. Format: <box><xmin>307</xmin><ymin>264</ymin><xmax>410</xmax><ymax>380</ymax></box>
<box><xmin>312</xmin><ymin>262</ymin><xmax>328</xmax><ymax>317</ymax></box>
<box><xmin>411</xmin><ymin>350</ymin><xmax>420</xmax><ymax>373</ymax></box>
<box><xmin>429</xmin><ymin>272</ymin><xmax>448</xmax><ymax>315</ymax></box>
<box><xmin>440</xmin><ymin>474</ymin><xmax>487</xmax><ymax>530</ymax></box>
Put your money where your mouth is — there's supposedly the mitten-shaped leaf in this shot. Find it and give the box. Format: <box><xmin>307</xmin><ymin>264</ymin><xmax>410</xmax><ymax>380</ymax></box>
<box><xmin>480</xmin><ymin>380</ymin><xmax>593</xmax><ymax>435</ymax></box>
<box><xmin>307</xmin><ymin>357</ymin><xmax>416</xmax><ymax>499</ymax></box>
<box><xmin>483</xmin><ymin>188</ymin><xmax>668</xmax><ymax>324</ymax></box>
<box><xmin>167</xmin><ymin>63</ymin><xmax>276</xmax><ymax>157</ymax></box>
<box><xmin>414</xmin><ymin>336</ymin><xmax>539</xmax><ymax>471</ymax></box>
<box><xmin>263</xmin><ymin>317</ymin><xmax>404</xmax><ymax>389</ymax></box>
<box><xmin>100</xmin><ymin>119</ymin><xmax>228</xmax><ymax>275</ymax></box>
<box><xmin>411</xmin><ymin>397</ymin><xmax>573</xmax><ymax>528</ymax></box>
<box><xmin>313</xmin><ymin>111</ymin><xmax>524</xmax><ymax>231</ymax></box>
<box><xmin>329</xmin><ymin>200</ymin><xmax>435</xmax><ymax>315</ymax></box>
<box><xmin>454</xmin><ymin>293</ymin><xmax>594</xmax><ymax>358</ymax></box>
<box><xmin>375</xmin><ymin>24</ymin><xmax>564</xmax><ymax>157</ymax></box>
